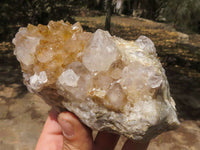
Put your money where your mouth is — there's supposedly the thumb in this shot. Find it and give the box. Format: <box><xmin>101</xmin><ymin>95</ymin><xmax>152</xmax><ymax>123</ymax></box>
<box><xmin>58</xmin><ymin>112</ymin><xmax>93</xmax><ymax>150</ymax></box>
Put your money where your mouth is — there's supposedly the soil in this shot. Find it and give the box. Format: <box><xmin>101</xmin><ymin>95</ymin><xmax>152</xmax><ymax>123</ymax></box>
<box><xmin>0</xmin><ymin>16</ymin><xmax>200</xmax><ymax>150</ymax></box>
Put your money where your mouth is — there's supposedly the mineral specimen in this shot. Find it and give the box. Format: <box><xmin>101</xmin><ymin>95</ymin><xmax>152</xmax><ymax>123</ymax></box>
<box><xmin>13</xmin><ymin>20</ymin><xmax>179</xmax><ymax>141</ymax></box>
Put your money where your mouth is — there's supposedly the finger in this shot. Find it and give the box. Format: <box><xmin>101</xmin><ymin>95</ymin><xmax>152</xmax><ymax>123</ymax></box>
<box><xmin>94</xmin><ymin>131</ymin><xmax>120</xmax><ymax>150</ymax></box>
<box><xmin>122</xmin><ymin>139</ymin><xmax>149</xmax><ymax>150</ymax></box>
<box><xmin>35</xmin><ymin>109</ymin><xmax>63</xmax><ymax>150</ymax></box>
<box><xmin>58</xmin><ymin>112</ymin><xmax>93</xmax><ymax>150</ymax></box>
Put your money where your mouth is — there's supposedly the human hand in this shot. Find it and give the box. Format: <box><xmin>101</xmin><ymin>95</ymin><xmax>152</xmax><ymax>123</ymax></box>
<box><xmin>35</xmin><ymin>109</ymin><xmax>149</xmax><ymax>150</ymax></box>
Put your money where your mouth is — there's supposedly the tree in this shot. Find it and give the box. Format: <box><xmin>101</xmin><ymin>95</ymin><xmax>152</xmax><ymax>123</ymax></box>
<box><xmin>0</xmin><ymin>0</ymin><xmax>73</xmax><ymax>41</ymax></box>
<box><xmin>159</xmin><ymin>0</ymin><xmax>200</xmax><ymax>32</ymax></box>
<box><xmin>105</xmin><ymin>0</ymin><xmax>112</xmax><ymax>32</ymax></box>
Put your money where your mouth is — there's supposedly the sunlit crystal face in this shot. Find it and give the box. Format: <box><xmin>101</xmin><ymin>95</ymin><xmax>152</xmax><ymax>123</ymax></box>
<box><xmin>82</xmin><ymin>29</ymin><xmax>119</xmax><ymax>72</ymax></box>
<box><xmin>13</xmin><ymin>21</ymin><xmax>165</xmax><ymax>112</ymax></box>
<box><xmin>58</xmin><ymin>69</ymin><xmax>80</xmax><ymax>88</ymax></box>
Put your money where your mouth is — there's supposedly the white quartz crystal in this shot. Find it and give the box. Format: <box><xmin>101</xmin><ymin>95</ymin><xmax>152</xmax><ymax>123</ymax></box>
<box><xmin>29</xmin><ymin>71</ymin><xmax>47</xmax><ymax>90</ymax></box>
<box><xmin>135</xmin><ymin>35</ymin><xmax>157</xmax><ymax>56</ymax></box>
<box><xmin>58</xmin><ymin>69</ymin><xmax>80</xmax><ymax>87</ymax></box>
<box><xmin>82</xmin><ymin>29</ymin><xmax>119</xmax><ymax>72</ymax></box>
<box><xmin>12</xmin><ymin>28</ymin><xmax>40</xmax><ymax>66</ymax></box>
<box><xmin>147</xmin><ymin>69</ymin><xmax>163</xmax><ymax>88</ymax></box>
<box><xmin>57</xmin><ymin>62</ymin><xmax>93</xmax><ymax>100</ymax></box>
<box><xmin>106</xmin><ymin>83</ymin><xmax>126</xmax><ymax>109</ymax></box>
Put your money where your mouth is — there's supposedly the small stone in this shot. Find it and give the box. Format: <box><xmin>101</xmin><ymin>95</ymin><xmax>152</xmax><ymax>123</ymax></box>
<box><xmin>12</xmin><ymin>20</ymin><xmax>179</xmax><ymax>141</ymax></box>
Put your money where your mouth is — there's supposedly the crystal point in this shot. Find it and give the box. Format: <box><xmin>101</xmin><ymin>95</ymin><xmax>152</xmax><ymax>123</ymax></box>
<box><xmin>82</xmin><ymin>29</ymin><xmax>119</xmax><ymax>72</ymax></box>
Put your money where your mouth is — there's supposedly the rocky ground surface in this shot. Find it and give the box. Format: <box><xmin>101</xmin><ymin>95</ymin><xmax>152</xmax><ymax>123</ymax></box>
<box><xmin>0</xmin><ymin>16</ymin><xmax>200</xmax><ymax>150</ymax></box>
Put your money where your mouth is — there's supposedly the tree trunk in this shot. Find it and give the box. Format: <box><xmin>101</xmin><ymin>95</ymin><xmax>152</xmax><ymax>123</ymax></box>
<box><xmin>87</xmin><ymin>0</ymin><xmax>96</xmax><ymax>9</ymax></box>
<box><xmin>105</xmin><ymin>0</ymin><xmax>112</xmax><ymax>32</ymax></box>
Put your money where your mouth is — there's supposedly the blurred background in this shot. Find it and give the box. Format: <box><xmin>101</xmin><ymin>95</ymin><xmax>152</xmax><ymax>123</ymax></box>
<box><xmin>0</xmin><ymin>0</ymin><xmax>200</xmax><ymax>150</ymax></box>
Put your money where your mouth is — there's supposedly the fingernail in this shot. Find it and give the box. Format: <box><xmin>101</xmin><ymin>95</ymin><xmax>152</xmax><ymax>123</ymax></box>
<box><xmin>58</xmin><ymin>114</ymin><xmax>74</xmax><ymax>137</ymax></box>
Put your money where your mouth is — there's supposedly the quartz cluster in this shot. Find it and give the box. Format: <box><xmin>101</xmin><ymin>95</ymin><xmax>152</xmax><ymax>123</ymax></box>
<box><xmin>13</xmin><ymin>20</ymin><xmax>179</xmax><ymax>141</ymax></box>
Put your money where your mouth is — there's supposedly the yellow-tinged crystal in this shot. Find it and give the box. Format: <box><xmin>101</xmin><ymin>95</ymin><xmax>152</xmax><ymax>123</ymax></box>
<box><xmin>14</xmin><ymin>21</ymin><xmax>91</xmax><ymax>84</ymax></box>
<box><xmin>12</xmin><ymin>20</ymin><xmax>166</xmax><ymax>111</ymax></box>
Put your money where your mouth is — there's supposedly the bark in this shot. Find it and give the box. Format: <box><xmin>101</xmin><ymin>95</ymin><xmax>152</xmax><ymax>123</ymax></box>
<box><xmin>105</xmin><ymin>0</ymin><xmax>112</xmax><ymax>32</ymax></box>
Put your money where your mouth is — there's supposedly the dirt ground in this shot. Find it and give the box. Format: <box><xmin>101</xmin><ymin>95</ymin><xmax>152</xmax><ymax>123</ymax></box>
<box><xmin>0</xmin><ymin>16</ymin><xmax>200</xmax><ymax>150</ymax></box>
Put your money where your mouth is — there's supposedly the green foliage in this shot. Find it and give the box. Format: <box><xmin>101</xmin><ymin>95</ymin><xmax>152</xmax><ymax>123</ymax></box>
<box><xmin>159</xmin><ymin>0</ymin><xmax>200</xmax><ymax>32</ymax></box>
<box><xmin>0</xmin><ymin>0</ymin><xmax>73</xmax><ymax>41</ymax></box>
<box><xmin>1</xmin><ymin>0</ymin><xmax>200</xmax><ymax>41</ymax></box>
